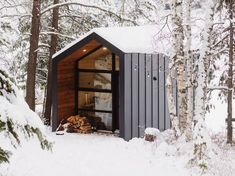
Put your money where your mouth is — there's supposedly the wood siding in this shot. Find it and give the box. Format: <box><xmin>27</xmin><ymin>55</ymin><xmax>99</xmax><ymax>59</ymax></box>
<box><xmin>56</xmin><ymin>61</ymin><xmax>76</xmax><ymax>124</ymax></box>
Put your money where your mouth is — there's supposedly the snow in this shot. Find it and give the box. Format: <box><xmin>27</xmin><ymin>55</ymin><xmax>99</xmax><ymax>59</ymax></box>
<box><xmin>52</xmin><ymin>6</ymin><xmax>206</xmax><ymax>60</ymax></box>
<box><xmin>53</xmin><ymin>25</ymin><xmax>173</xmax><ymax>58</ymax></box>
<box><xmin>1</xmin><ymin>130</ymin><xmax>235</xmax><ymax>176</ymax></box>
<box><xmin>145</xmin><ymin>127</ymin><xmax>160</xmax><ymax>136</ymax></box>
<box><xmin>0</xmin><ymin>131</ymin><xmax>189</xmax><ymax>176</ymax></box>
<box><xmin>0</xmin><ymin>71</ymin><xmax>51</xmax><ymax>163</ymax></box>
<box><xmin>0</xmin><ymin>76</ymin><xmax>45</xmax><ymax>131</ymax></box>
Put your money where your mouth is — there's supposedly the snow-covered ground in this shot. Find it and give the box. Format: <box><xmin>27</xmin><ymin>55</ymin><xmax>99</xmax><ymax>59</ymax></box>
<box><xmin>1</xmin><ymin>129</ymin><xmax>235</xmax><ymax>176</ymax></box>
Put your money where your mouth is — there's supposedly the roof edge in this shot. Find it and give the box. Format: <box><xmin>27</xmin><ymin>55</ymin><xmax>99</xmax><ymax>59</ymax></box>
<box><xmin>52</xmin><ymin>32</ymin><xmax>124</xmax><ymax>63</ymax></box>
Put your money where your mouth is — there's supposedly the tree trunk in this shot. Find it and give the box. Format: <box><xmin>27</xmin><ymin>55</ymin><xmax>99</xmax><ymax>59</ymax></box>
<box><xmin>44</xmin><ymin>0</ymin><xmax>59</xmax><ymax>125</ymax></box>
<box><xmin>193</xmin><ymin>1</ymin><xmax>215</xmax><ymax>164</ymax></box>
<box><xmin>25</xmin><ymin>0</ymin><xmax>41</xmax><ymax>111</ymax></box>
<box><xmin>172</xmin><ymin>0</ymin><xmax>187</xmax><ymax>133</ymax></box>
<box><xmin>166</xmin><ymin>71</ymin><xmax>181</xmax><ymax>138</ymax></box>
<box><xmin>185</xmin><ymin>0</ymin><xmax>193</xmax><ymax>141</ymax></box>
<box><xmin>227</xmin><ymin>0</ymin><xmax>234</xmax><ymax>144</ymax></box>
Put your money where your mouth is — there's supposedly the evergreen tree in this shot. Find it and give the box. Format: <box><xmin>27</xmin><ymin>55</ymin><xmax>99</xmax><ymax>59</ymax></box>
<box><xmin>0</xmin><ymin>70</ymin><xmax>52</xmax><ymax>163</ymax></box>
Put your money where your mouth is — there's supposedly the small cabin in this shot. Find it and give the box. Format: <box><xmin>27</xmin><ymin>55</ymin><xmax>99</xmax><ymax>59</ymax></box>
<box><xmin>51</xmin><ymin>25</ymin><xmax>172</xmax><ymax>140</ymax></box>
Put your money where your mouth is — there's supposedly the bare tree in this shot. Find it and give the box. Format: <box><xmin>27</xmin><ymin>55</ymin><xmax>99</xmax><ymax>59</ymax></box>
<box><xmin>192</xmin><ymin>1</ymin><xmax>215</xmax><ymax>164</ymax></box>
<box><xmin>184</xmin><ymin>0</ymin><xmax>193</xmax><ymax>141</ymax></box>
<box><xmin>227</xmin><ymin>0</ymin><xmax>234</xmax><ymax>144</ymax></box>
<box><xmin>43</xmin><ymin>0</ymin><xmax>59</xmax><ymax>125</ymax></box>
<box><xmin>25</xmin><ymin>0</ymin><xmax>41</xmax><ymax>111</ymax></box>
<box><xmin>172</xmin><ymin>0</ymin><xmax>188</xmax><ymax>134</ymax></box>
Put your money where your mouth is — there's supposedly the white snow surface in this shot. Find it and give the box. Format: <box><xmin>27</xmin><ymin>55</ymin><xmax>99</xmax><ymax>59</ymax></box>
<box><xmin>145</xmin><ymin>127</ymin><xmax>160</xmax><ymax>136</ymax></box>
<box><xmin>1</xmin><ymin>130</ymin><xmax>235</xmax><ymax>176</ymax></box>
<box><xmin>53</xmin><ymin>25</ymin><xmax>163</xmax><ymax>58</ymax></box>
<box><xmin>53</xmin><ymin>25</ymin><xmax>175</xmax><ymax>58</ymax></box>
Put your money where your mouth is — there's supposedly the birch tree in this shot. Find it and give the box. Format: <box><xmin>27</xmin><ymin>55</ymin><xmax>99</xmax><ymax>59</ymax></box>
<box><xmin>172</xmin><ymin>0</ymin><xmax>188</xmax><ymax>134</ymax></box>
<box><xmin>192</xmin><ymin>1</ymin><xmax>216</xmax><ymax>164</ymax></box>
<box><xmin>184</xmin><ymin>0</ymin><xmax>193</xmax><ymax>141</ymax></box>
<box><xmin>167</xmin><ymin>0</ymin><xmax>189</xmax><ymax>138</ymax></box>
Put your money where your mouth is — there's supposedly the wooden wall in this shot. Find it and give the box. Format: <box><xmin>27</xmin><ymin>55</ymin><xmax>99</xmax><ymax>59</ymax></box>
<box><xmin>57</xmin><ymin>60</ymin><xmax>76</xmax><ymax>124</ymax></box>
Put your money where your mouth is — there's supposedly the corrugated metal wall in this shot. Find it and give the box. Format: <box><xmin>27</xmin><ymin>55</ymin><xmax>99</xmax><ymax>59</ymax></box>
<box><xmin>123</xmin><ymin>53</ymin><xmax>171</xmax><ymax>140</ymax></box>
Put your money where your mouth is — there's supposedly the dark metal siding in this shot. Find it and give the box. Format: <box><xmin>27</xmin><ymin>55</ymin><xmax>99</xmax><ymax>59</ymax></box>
<box><xmin>119</xmin><ymin>54</ymin><xmax>125</xmax><ymax>139</ymax></box>
<box><xmin>123</xmin><ymin>53</ymin><xmax>170</xmax><ymax>140</ymax></box>
<box><xmin>138</xmin><ymin>54</ymin><xmax>146</xmax><ymax>137</ymax></box>
<box><xmin>158</xmin><ymin>54</ymin><xmax>165</xmax><ymax>131</ymax></box>
<box><xmin>145</xmin><ymin>54</ymin><xmax>152</xmax><ymax>128</ymax></box>
<box><xmin>152</xmin><ymin>54</ymin><xmax>159</xmax><ymax>129</ymax></box>
<box><xmin>124</xmin><ymin>54</ymin><xmax>132</xmax><ymax>140</ymax></box>
<box><xmin>131</xmin><ymin>53</ymin><xmax>139</xmax><ymax>138</ymax></box>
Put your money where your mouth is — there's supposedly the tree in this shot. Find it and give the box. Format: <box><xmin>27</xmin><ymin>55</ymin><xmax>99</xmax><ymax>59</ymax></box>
<box><xmin>25</xmin><ymin>0</ymin><xmax>41</xmax><ymax>111</ymax></box>
<box><xmin>192</xmin><ymin>1</ymin><xmax>216</xmax><ymax>165</ymax></box>
<box><xmin>185</xmin><ymin>0</ymin><xmax>193</xmax><ymax>141</ymax></box>
<box><xmin>227</xmin><ymin>0</ymin><xmax>234</xmax><ymax>144</ymax></box>
<box><xmin>168</xmin><ymin>0</ymin><xmax>218</xmax><ymax>165</ymax></box>
<box><xmin>172</xmin><ymin>0</ymin><xmax>188</xmax><ymax>135</ymax></box>
<box><xmin>0</xmin><ymin>70</ymin><xmax>52</xmax><ymax>163</ymax></box>
<box><xmin>44</xmin><ymin>0</ymin><xmax>59</xmax><ymax>125</ymax></box>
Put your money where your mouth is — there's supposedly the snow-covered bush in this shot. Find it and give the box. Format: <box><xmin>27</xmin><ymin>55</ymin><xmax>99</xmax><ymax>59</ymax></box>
<box><xmin>0</xmin><ymin>70</ymin><xmax>52</xmax><ymax>163</ymax></box>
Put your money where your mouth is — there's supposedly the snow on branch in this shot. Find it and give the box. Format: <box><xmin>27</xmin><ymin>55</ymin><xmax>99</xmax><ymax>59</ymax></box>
<box><xmin>0</xmin><ymin>14</ymin><xmax>31</xmax><ymax>18</ymax></box>
<box><xmin>40</xmin><ymin>31</ymin><xmax>76</xmax><ymax>40</ymax></box>
<box><xmin>40</xmin><ymin>2</ymin><xmax>138</xmax><ymax>25</ymax></box>
<box><xmin>0</xmin><ymin>3</ymin><xmax>27</xmax><ymax>11</ymax></box>
<box><xmin>207</xmin><ymin>86</ymin><xmax>230</xmax><ymax>91</ymax></box>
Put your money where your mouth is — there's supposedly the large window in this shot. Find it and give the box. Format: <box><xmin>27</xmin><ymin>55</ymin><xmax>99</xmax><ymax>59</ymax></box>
<box><xmin>76</xmin><ymin>47</ymin><xmax>119</xmax><ymax>131</ymax></box>
<box><xmin>78</xmin><ymin>72</ymin><xmax>111</xmax><ymax>90</ymax></box>
<box><xmin>79</xmin><ymin>47</ymin><xmax>112</xmax><ymax>70</ymax></box>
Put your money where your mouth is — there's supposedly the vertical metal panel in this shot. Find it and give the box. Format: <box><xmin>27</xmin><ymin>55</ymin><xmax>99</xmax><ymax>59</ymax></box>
<box><xmin>164</xmin><ymin>56</ymin><xmax>171</xmax><ymax>129</ymax></box>
<box><xmin>131</xmin><ymin>53</ymin><xmax>139</xmax><ymax>137</ymax></box>
<box><xmin>145</xmin><ymin>54</ymin><xmax>152</xmax><ymax>128</ymax></box>
<box><xmin>119</xmin><ymin>54</ymin><xmax>125</xmax><ymax>139</ymax></box>
<box><xmin>124</xmin><ymin>54</ymin><xmax>132</xmax><ymax>140</ymax></box>
<box><xmin>159</xmin><ymin>54</ymin><xmax>165</xmax><ymax>130</ymax></box>
<box><xmin>111</xmin><ymin>53</ymin><xmax>116</xmax><ymax>132</ymax></box>
<box><xmin>138</xmin><ymin>54</ymin><xmax>146</xmax><ymax>137</ymax></box>
<box><xmin>152</xmin><ymin>54</ymin><xmax>159</xmax><ymax>129</ymax></box>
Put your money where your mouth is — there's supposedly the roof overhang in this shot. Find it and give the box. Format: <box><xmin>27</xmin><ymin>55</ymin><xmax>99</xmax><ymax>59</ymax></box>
<box><xmin>52</xmin><ymin>32</ymin><xmax>124</xmax><ymax>64</ymax></box>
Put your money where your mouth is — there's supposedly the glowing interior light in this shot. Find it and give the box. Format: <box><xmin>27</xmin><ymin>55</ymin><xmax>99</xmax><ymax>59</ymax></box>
<box><xmin>83</xmin><ymin>49</ymin><xmax>87</xmax><ymax>52</ymax></box>
<box><xmin>103</xmin><ymin>47</ymin><xmax>107</xmax><ymax>50</ymax></box>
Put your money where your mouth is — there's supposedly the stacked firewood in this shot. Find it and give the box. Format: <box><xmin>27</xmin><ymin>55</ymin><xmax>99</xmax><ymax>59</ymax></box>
<box><xmin>56</xmin><ymin>115</ymin><xmax>92</xmax><ymax>135</ymax></box>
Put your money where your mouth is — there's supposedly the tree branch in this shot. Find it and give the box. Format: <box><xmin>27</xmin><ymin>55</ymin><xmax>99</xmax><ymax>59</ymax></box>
<box><xmin>40</xmin><ymin>2</ymin><xmax>138</xmax><ymax>25</ymax></box>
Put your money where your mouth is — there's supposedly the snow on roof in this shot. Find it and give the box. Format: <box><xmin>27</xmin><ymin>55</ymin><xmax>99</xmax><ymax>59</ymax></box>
<box><xmin>53</xmin><ymin>25</ymin><xmax>173</xmax><ymax>58</ymax></box>
<box><xmin>92</xmin><ymin>25</ymin><xmax>159</xmax><ymax>53</ymax></box>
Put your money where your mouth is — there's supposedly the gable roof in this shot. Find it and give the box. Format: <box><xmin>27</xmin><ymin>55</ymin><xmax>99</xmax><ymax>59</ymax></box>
<box><xmin>53</xmin><ymin>25</ymin><xmax>167</xmax><ymax>59</ymax></box>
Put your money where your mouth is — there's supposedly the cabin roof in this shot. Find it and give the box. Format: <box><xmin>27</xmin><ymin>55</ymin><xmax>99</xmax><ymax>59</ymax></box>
<box><xmin>53</xmin><ymin>25</ymin><xmax>171</xmax><ymax>59</ymax></box>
